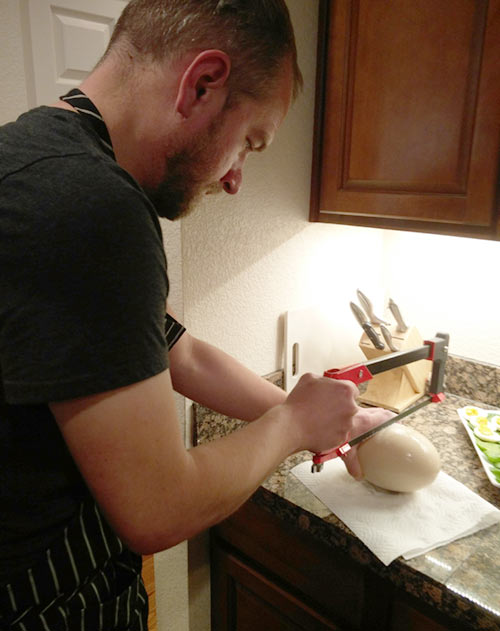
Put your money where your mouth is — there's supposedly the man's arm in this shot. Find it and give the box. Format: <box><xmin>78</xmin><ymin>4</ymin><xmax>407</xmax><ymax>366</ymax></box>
<box><xmin>168</xmin><ymin>328</ymin><xmax>286</xmax><ymax>420</ymax></box>
<box><xmin>166</xmin><ymin>306</ymin><xmax>286</xmax><ymax>420</ymax></box>
<box><xmin>51</xmin><ymin>369</ymin><xmax>388</xmax><ymax>556</ymax></box>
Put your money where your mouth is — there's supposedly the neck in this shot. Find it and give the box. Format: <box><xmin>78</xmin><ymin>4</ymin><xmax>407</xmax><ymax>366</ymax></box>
<box><xmin>53</xmin><ymin>56</ymin><xmax>179</xmax><ymax>187</ymax></box>
<box><xmin>78</xmin><ymin>67</ymin><xmax>143</xmax><ymax>180</ymax></box>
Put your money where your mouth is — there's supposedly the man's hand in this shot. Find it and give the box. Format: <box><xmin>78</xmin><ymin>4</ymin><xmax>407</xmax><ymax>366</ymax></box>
<box><xmin>342</xmin><ymin>407</ymin><xmax>396</xmax><ymax>479</ymax></box>
<box><xmin>282</xmin><ymin>373</ymin><xmax>359</xmax><ymax>454</ymax></box>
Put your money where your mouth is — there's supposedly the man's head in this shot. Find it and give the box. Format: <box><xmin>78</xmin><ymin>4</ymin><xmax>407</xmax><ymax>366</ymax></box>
<box><xmin>93</xmin><ymin>0</ymin><xmax>302</xmax><ymax>219</ymax></box>
<box><xmin>104</xmin><ymin>0</ymin><xmax>303</xmax><ymax>103</ymax></box>
<box><xmin>143</xmin><ymin>61</ymin><xmax>294</xmax><ymax>219</ymax></box>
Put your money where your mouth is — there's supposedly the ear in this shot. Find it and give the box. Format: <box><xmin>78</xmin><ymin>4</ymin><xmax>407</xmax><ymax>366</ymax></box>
<box><xmin>175</xmin><ymin>50</ymin><xmax>231</xmax><ymax>119</ymax></box>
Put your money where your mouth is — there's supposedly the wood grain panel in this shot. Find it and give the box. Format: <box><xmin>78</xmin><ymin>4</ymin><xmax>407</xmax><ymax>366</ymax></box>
<box><xmin>311</xmin><ymin>0</ymin><xmax>500</xmax><ymax>238</ymax></box>
<box><xmin>212</xmin><ymin>547</ymin><xmax>341</xmax><ymax>630</ymax></box>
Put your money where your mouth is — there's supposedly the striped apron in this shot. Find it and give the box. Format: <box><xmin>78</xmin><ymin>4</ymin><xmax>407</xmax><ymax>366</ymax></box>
<box><xmin>0</xmin><ymin>498</ymin><xmax>148</xmax><ymax>631</ymax></box>
<box><xmin>0</xmin><ymin>90</ymin><xmax>187</xmax><ymax>630</ymax></box>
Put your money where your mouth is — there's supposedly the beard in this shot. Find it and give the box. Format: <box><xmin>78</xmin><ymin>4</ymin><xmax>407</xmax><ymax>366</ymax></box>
<box><xmin>143</xmin><ymin>117</ymin><xmax>224</xmax><ymax>221</ymax></box>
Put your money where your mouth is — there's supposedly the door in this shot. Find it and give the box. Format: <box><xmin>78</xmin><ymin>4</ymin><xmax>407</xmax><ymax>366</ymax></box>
<box><xmin>22</xmin><ymin>0</ymin><xmax>128</xmax><ymax>106</ymax></box>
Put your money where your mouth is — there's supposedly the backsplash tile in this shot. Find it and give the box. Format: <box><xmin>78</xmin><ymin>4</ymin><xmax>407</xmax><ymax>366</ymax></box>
<box><xmin>445</xmin><ymin>355</ymin><xmax>500</xmax><ymax>407</ymax></box>
<box><xmin>192</xmin><ymin>370</ymin><xmax>282</xmax><ymax>446</ymax></box>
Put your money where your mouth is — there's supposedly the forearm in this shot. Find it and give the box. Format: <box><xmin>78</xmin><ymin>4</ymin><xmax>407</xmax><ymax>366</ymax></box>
<box><xmin>168</xmin><ymin>403</ymin><xmax>298</xmax><ymax>546</ymax></box>
<box><xmin>169</xmin><ymin>333</ymin><xmax>286</xmax><ymax>420</ymax></box>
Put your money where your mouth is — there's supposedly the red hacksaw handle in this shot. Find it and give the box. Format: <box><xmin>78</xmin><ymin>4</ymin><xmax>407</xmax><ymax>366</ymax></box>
<box><xmin>312</xmin><ymin>363</ymin><xmax>375</xmax><ymax>465</ymax></box>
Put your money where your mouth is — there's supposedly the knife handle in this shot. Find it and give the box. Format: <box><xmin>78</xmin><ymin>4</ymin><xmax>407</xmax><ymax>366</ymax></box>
<box><xmin>388</xmin><ymin>299</ymin><xmax>408</xmax><ymax>333</ymax></box>
<box><xmin>380</xmin><ymin>324</ymin><xmax>398</xmax><ymax>352</ymax></box>
<box><xmin>362</xmin><ymin>323</ymin><xmax>385</xmax><ymax>350</ymax></box>
<box><xmin>357</xmin><ymin>289</ymin><xmax>390</xmax><ymax>326</ymax></box>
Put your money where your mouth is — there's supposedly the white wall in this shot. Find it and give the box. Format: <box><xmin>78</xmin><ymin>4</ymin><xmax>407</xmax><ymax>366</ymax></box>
<box><xmin>181</xmin><ymin>0</ymin><xmax>500</xmax><ymax>373</ymax></box>
<box><xmin>0</xmin><ymin>0</ymin><xmax>29</xmax><ymax>123</ymax></box>
<box><xmin>382</xmin><ymin>230</ymin><xmax>500</xmax><ymax>364</ymax></box>
<box><xmin>181</xmin><ymin>1</ymin><xmax>387</xmax><ymax>378</ymax></box>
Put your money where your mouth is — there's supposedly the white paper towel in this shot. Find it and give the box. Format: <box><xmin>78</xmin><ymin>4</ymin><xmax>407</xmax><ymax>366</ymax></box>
<box><xmin>291</xmin><ymin>459</ymin><xmax>500</xmax><ymax>566</ymax></box>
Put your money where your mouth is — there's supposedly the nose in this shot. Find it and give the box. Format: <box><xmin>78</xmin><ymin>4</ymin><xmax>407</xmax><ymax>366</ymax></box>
<box><xmin>220</xmin><ymin>167</ymin><xmax>242</xmax><ymax>195</ymax></box>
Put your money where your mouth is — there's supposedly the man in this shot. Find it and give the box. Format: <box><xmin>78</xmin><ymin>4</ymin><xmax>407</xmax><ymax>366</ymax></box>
<box><xmin>0</xmin><ymin>1</ymin><xmax>392</xmax><ymax>628</ymax></box>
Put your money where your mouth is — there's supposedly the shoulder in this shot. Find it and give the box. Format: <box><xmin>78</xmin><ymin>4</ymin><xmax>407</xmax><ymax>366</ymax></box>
<box><xmin>0</xmin><ymin>107</ymin><xmax>141</xmax><ymax>203</ymax></box>
<box><xmin>1</xmin><ymin>107</ymin><xmax>93</xmax><ymax>176</ymax></box>
<box><xmin>0</xmin><ymin>108</ymin><xmax>162</xmax><ymax>248</ymax></box>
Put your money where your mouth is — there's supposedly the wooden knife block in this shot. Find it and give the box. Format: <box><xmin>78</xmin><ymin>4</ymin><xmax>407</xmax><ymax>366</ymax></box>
<box><xmin>358</xmin><ymin>325</ymin><xmax>431</xmax><ymax>412</ymax></box>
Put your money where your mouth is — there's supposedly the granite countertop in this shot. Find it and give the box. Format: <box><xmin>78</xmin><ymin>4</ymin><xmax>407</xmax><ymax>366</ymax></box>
<box><xmin>194</xmin><ymin>355</ymin><xmax>500</xmax><ymax>631</ymax></box>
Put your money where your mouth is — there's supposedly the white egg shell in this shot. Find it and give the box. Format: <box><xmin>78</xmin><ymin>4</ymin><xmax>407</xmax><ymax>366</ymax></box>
<box><xmin>357</xmin><ymin>423</ymin><xmax>441</xmax><ymax>493</ymax></box>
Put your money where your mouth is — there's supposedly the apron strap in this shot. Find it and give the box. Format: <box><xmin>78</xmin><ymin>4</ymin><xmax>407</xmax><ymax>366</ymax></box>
<box><xmin>60</xmin><ymin>88</ymin><xmax>115</xmax><ymax>159</ymax></box>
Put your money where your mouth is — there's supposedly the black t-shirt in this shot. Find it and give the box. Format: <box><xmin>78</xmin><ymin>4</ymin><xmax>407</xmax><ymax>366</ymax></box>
<box><xmin>0</xmin><ymin>107</ymin><xmax>170</xmax><ymax>581</ymax></box>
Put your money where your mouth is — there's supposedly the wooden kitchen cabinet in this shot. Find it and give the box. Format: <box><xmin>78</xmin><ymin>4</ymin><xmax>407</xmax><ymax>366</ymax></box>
<box><xmin>211</xmin><ymin>501</ymin><xmax>469</xmax><ymax>631</ymax></box>
<box><xmin>211</xmin><ymin>501</ymin><xmax>370</xmax><ymax>630</ymax></box>
<box><xmin>211</xmin><ymin>546</ymin><xmax>340</xmax><ymax>630</ymax></box>
<box><xmin>310</xmin><ymin>0</ymin><xmax>500</xmax><ymax>239</ymax></box>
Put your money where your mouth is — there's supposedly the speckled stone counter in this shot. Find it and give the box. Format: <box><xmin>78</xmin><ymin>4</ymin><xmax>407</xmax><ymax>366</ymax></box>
<box><xmin>194</xmin><ymin>355</ymin><xmax>500</xmax><ymax>631</ymax></box>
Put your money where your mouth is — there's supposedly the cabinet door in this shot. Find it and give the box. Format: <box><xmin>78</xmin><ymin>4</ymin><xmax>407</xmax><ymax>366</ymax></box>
<box><xmin>211</xmin><ymin>545</ymin><xmax>341</xmax><ymax>631</ymax></box>
<box><xmin>390</xmin><ymin>598</ymin><xmax>455</xmax><ymax>631</ymax></box>
<box><xmin>310</xmin><ymin>0</ymin><xmax>500</xmax><ymax>238</ymax></box>
<box><xmin>23</xmin><ymin>0</ymin><xmax>128</xmax><ymax>106</ymax></box>
<box><xmin>212</xmin><ymin>500</ymin><xmax>371</xmax><ymax>629</ymax></box>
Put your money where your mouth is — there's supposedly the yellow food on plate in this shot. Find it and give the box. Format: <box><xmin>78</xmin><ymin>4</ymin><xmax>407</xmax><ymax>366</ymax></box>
<box><xmin>463</xmin><ymin>406</ymin><xmax>480</xmax><ymax>420</ymax></box>
<box><xmin>357</xmin><ymin>423</ymin><xmax>441</xmax><ymax>493</ymax></box>
<box><xmin>468</xmin><ymin>415</ymin><xmax>489</xmax><ymax>428</ymax></box>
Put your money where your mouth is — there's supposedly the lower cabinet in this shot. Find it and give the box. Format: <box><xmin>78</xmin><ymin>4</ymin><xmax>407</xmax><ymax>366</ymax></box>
<box><xmin>389</xmin><ymin>599</ymin><xmax>454</xmax><ymax>631</ymax></box>
<box><xmin>211</xmin><ymin>546</ymin><xmax>340</xmax><ymax>630</ymax></box>
<box><xmin>210</xmin><ymin>501</ymin><xmax>463</xmax><ymax>631</ymax></box>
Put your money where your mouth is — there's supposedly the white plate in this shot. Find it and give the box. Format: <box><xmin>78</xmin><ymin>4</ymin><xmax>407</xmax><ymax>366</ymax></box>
<box><xmin>458</xmin><ymin>407</ymin><xmax>500</xmax><ymax>488</ymax></box>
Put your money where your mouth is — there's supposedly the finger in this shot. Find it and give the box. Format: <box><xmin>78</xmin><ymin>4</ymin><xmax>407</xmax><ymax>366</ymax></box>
<box><xmin>343</xmin><ymin>446</ymin><xmax>363</xmax><ymax>480</ymax></box>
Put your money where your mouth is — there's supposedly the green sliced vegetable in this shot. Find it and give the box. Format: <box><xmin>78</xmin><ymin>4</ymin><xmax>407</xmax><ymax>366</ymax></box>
<box><xmin>474</xmin><ymin>437</ymin><xmax>500</xmax><ymax>463</ymax></box>
<box><xmin>491</xmin><ymin>469</ymin><xmax>500</xmax><ymax>483</ymax></box>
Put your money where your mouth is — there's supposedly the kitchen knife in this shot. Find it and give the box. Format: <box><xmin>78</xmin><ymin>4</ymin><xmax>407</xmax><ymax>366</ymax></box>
<box><xmin>356</xmin><ymin>289</ymin><xmax>389</xmax><ymax>326</ymax></box>
<box><xmin>311</xmin><ymin>396</ymin><xmax>432</xmax><ymax>472</ymax></box>
<box><xmin>350</xmin><ymin>302</ymin><xmax>385</xmax><ymax>350</ymax></box>
<box><xmin>380</xmin><ymin>324</ymin><xmax>398</xmax><ymax>352</ymax></box>
<box><xmin>388</xmin><ymin>298</ymin><xmax>408</xmax><ymax>333</ymax></box>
